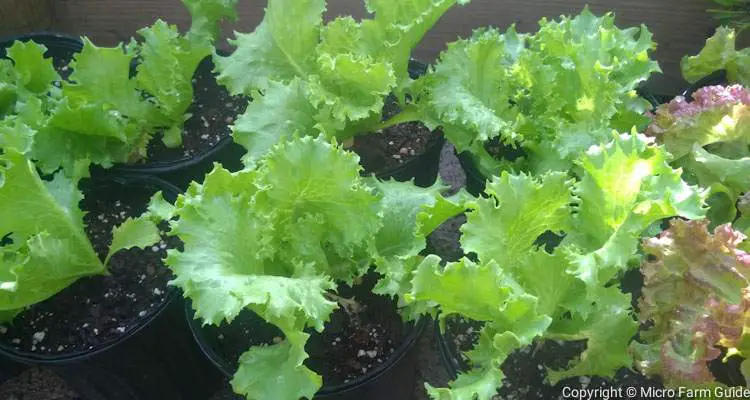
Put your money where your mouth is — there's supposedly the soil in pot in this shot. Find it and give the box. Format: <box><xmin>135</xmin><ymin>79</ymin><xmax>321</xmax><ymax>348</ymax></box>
<box><xmin>352</xmin><ymin>96</ymin><xmax>443</xmax><ymax>180</ymax></box>
<box><xmin>196</xmin><ymin>273</ymin><xmax>415</xmax><ymax>389</ymax></box>
<box><xmin>440</xmin><ymin>315</ymin><xmax>670</xmax><ymax>400</ymax></box>
<box><xmin>143</xmin><ymin>57</ymin><xmax>248</xmax><ymax>164</ymax></box>
<box><xmin>0</xmin><ymin>181</ymin><xmax>181</xmax><ymax>356</ymax></box>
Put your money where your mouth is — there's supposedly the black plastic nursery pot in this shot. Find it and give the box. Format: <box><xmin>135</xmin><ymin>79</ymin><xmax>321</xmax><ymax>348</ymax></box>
<box><xmin>0</xmin><ymin>32</ymin><xmax>83</xmax><ymax>74</ymax></box>
<box><xmin>0</xmin><ymin>174</ymin><xmax>222</xmax><ymax>400</ymax></box>
<box><xmin>187</xmin><ymin>274</ymin><xmax>427</xmax><ymax>400</ymax></box>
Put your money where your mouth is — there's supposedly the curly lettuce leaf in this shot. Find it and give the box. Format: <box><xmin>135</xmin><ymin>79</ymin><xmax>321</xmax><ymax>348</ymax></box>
<box><xmin>215</xmin><ymin>0</ymin><xmax>325</xmax><ymax>94</ymax></box>
<box><xmin>360</xmin><ymin>0</ymin><xmax>470</xmax><ymax>86</ymax></box>
<box><xmin>4</xmin><ymin>40</ymin><xmax>59</xmax><ymax>95</ymax></box>
<box><xmin>32</xmin><ymin>39</ymin><xmax>158</xmax><ymax>174</ymax></box>
<box><xmin>410</xmin><ymin>257</ymin><xmax>553</xmax><ymax>400</ymax></box>
<box><xmin>232</xmin><ymin>331</ymin><xmax>320</xmax><ymax>400</ymax></box>
<box><xmin>412</xmin><ymin>134</ymin><xmax>705</xmax><ymax>399</ymax></box>
<box><xmin>633</xmin><ymin>220</ymin><xmax>750</xmax><ymax>386</ymax></box>
<box><xmin>419</xmin><ymin>7</ymin><xmax>658</xmax><ymax>176</ymax></box>
<box><xmin>134</xmin><ymin>20</ymin><xmax>209</xmax><ymax>147</ymax></box>
<box><xmin>681</xmin><ymin>27</ymin><xmax>750</xmax><ymax>86</ymax></box>
<box><xmin>104</xmin><ymin>217</ymin><xmax>161</xmax><ymax>264</ymax></box>
<box><xmin>0</xmin><ymin>41</ymin><xmax>61</xmax><ymax>154</ymax></box>
<box><xmin>182</xmin><ymin>0</ymin><xmax>239</xmax><ymax>44</ymax></box>
<box><xmin>567</xmin><ymin>133</ymin><xmax>707</xmax><ymax>289</ymax></box>
<box><xmin>369</xmin><ymin>179</ymin><xmax>466</xmax><ymax>301</ymax></box>
<box><xmin>219</xmin><ymin>0</ymin><xmax>468</xmax><ymax>162</ymax></box>
<box><xmin>460</xmin><ymin>171</ymin><xmax>573</xmax><ymax>266</ymax></box>
<box><xmin>646</xmin><ymin>84</ymin><xmax>750</xmax><ymax>224</ymax></box>
<box><xmin>0</xmin><ymin>150</ymin><xmax>104</xmax><ymax>312</ymax></box>
<box><xmin>231</xmin><ymin>79</ymin><xmax>316</xmax><ymax>166</ymax></box>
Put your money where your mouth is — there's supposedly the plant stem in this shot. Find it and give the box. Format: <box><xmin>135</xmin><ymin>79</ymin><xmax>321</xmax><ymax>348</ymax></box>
<box><xmin>325</xmin><ymin>292</ymin><xmax>365</xmax><ymax>316</ymax></box>
<box><xmin>372</xmin><ymin>106</ymin><xmax>423</xmax><ymax>132</ymax></box>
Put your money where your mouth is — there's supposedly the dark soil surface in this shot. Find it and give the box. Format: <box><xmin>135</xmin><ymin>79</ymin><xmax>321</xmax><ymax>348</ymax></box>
<box><xmin>145</xmin><ymin>57</ymin><xmax>248</xmax><ymax>163</ymax></box>
<box><xmin>0</xmin><ymin>182</ymin><xmax>179</xmax><ymax>356</ymax></box>
<box><xmin>196</xmin><ymin>274</ymin><xmax>409</xmax><ymax>390</ymax></box>
<box><xmin>0</xmin><ymin>367</ymin><xmax>81</xmax><ymax>400</ymax></box>
<box><xmin>353</xmin><ymin>98</ymin><xmax>442</xmax><ymax>176</ymax></box>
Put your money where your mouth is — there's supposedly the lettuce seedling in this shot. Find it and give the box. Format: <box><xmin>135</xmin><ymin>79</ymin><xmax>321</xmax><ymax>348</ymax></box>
<box><xmin>214</xmin><ymin>0</ymin><xmax>470</xmax><ymax>166</ymax></box>
<box><xmin>632</xmin><ymin>219</ymin><xmax>750</xmax><ymax>389</ymax></box>
<box><xmin>406</xmin><ymin>134</ymin><xmax>706</xmax><ymax>399</ymax></box>
<box><xmin>414</xmin><ymin>8</ymin><xmax>659</xmax><ymax>176</ymax></box>
<box><xmin>150</xmin><ymin>135</ymin><xmax>466</xmax><ymax>399</ymax></box>
<box><xmin>0</xmin><ymin>0</ymin><xmax>237</xmax><ymax>176</ymax></box>
<box><xmin>646</xmin><ymin>84</ymin><xmax>750</xmax><ymax>224</ymax></box>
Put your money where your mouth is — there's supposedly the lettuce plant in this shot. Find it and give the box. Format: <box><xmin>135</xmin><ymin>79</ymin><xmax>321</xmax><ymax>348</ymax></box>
<box><xmin>406</xmin><ymin>134</ymin><xmax>707</xmax><ymax>399</ymax></box>
<box><xmin>0</xmin><ymin>0</ymin><xmax>237</xmax><ymax>176</ymax></box>
<box><xmin>413</xmin><ymin>8</ymin><xmax>659</xmax><ymax>177</ymax></box>
<box><xmin>682</xmin><ymin>26</ymin><xmax>750</xmax><ymax>87</ymax></box>
<box><xmin>646</xmin><ymin>84</ymin><xmax>750</xmax><ymax>224</ymax></box>
<box><xmin>214</xmin><ymin>0</ymin><xmax>469</xmax><ymax>165</ymax></box>
<box><xmin>0</xmin><ymin>148</ymin><xmax>161</xmax><ymax>322</ymax></box>
<box><xmin>632</xmin><ymin>219</ymin><xmax>750</xmax><ymax>389</ymax></box>
<box><xmin>150</xmin><ymin>135</ymin><xmax>465</xmax><ymax>399</ymax></box>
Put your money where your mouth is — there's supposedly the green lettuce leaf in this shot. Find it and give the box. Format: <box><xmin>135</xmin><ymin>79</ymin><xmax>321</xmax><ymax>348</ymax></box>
<box><xmin>231</xmin><ymin>331</ymin><xmax>320</xmax><ymax>400</ymax></box>
<box><xmin>104</xmin><ymin>217</ymin><xmax>161</xmax><ymax>264</ymax></box>
<box><xmin>0</xmin><ymin>150</ymin><xmax>104</xmax><ymax>312</ymax></box>
<box><xmin>681</xmin><ymin>26</ymin><xmax>750</xmax><ymax>86</ymax></box>
<box><xmin>215</xmin><ymin>0</ymin><xmax>325</xmax><ymax>94</ymax></box>
<box><xmin>410</xmin><ymin>133</ymin><xmax>706</xmax><ymax>399</ymax></box>
<box><xmin>231</xmin><ymin>79</ymin><xmax>316</xmax><ymax>166</ymax></box>
<box><xmin>567</xmin><ymin>133</ymin><xmax>707</xmax><ymax>289</ymax></box>
<box><xmin>418</xmin><ymin>7</ymin><xmax>659</xmax><ymax>176</ymax></box>
<box><xmin>158</xmin><ymin>135</ymin><xmax>462</xmax><ymax>399</ymax></box>
<box><xmin>217</xmin><ymin>0</ymin><xmax>468</xmax><ymax>163</ymax></box>
<box><xmin>182</xmin><ymin>0</ymin><xmax>239</xmax><ymax>43</ymax></box>
<box><xmin>134</xmin><ymin>20</ymin><xmax>209</xmax><ymax>146</ymax></box>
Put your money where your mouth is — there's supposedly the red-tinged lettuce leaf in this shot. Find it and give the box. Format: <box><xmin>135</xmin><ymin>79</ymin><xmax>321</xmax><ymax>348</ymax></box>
<box><xmin>646</xmin><ymin>85</ymin><xmax>750</xmax><ymax>159</ymax></box>
<box><xmin>633</xmin><ymin>219</ymin><xmax>750</xmax><ymax>386</ymax></box>
<box><xmin>681</xmin><ymin>27</ymin><xmax>750</xmax><ymax>86</ymax></box>
<box><xmin>645</xmin><ymin>84</ymin><xmax>750</xmax><ymax>225</ymax></box>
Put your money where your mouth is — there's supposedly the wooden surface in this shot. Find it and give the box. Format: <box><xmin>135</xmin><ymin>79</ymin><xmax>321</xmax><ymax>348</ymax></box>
<box><xmin>5</xmin><ymin>0</ymin><xmax>723</xmax><ymax>95</ymax></box>
<box><xmin>0</xmin><ymin>0</ymin><xmax>54</xmax><ymax>37</ymax></box>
